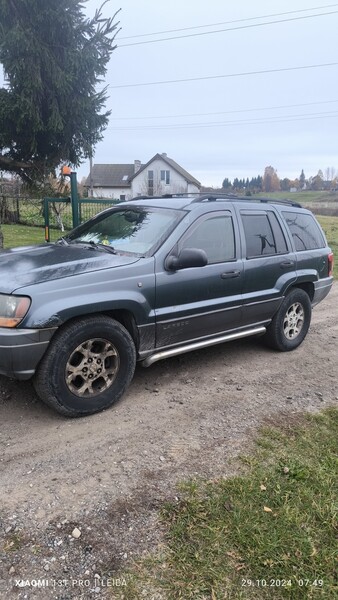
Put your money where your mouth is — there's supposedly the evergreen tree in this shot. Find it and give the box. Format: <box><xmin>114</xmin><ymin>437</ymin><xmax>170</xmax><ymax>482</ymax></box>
<box><xmin>222</xmin><ymin>177</ymin><xmax>232</xmax><ymax>189</ymax></box>
<box><xmin>280</xmin><ymin>178</ymin><xmax>291</xmax><ymax>191</ymax></box>
<box><xmin>0</xmin><ymin>0</ymin><xmax>119</xmax><ymax>183</ymax></box>
<box><xmin>299</xmin><ymin>169</ymin><xmax>306</xmax><ymax>189</ymax></box>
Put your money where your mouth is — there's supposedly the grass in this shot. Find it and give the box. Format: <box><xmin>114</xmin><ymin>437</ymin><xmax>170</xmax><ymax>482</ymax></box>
<box><xmin>2</xmin><ymin>223</ymin><xmax>48</xmax><ymax>246</ymax></box>
<box><xmin>256</xmin><ymin>191</ymin><xmax>338</xmax><ymax>203</ymax></box>
<box><xmin>317</xmin><ymin>216</ymin><xmax>338</xmax><ymax>271</ymax></box>
<box><xmin>117</xmin><ymin>409</ymin><xmax>338</xmax><ymax>599</ymax></box>
<box><xmin>1</xmin><ymin>221</ymin><xmax>101</xmax><ymax>246</ymax></box>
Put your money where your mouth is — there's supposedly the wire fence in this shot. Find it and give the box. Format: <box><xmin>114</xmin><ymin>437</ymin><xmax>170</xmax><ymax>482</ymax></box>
<box><xmin>0</xmin><ymin>196</ymin><xmax>120</xmax><ymax>236</ymax></box>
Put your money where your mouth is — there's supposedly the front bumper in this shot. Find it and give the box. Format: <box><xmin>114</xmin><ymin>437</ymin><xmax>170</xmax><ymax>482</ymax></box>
<box><xmin>0</xmin><ymin>327</ymin><xmax>57</xmax><ymax>380</ymax></box>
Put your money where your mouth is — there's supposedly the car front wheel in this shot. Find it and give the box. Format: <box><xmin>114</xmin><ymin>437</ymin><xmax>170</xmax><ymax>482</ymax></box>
<box><xmin>33</xmin><ymin>316</ymin><xmax>136</xmax><ymax>417</ymax></box>
<box><xmin>263</xmin><ymin>288</ymin><xmax>312</xmax><ymax>351</ymax></box>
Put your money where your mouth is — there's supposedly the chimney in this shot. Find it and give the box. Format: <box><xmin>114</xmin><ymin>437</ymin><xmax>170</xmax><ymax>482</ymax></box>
<box><xmin>161</xmin><ymin>153</ymin><xmax>167</xmax><ymax>158</ymax></box>
<box><xmin>134</xmin><ymin>160</ymin><xmax>141</xmax><ymax>173</ymax></box>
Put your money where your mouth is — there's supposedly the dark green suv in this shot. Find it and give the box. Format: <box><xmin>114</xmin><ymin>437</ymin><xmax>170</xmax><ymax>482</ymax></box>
<box><xmin>0</xmin><ymin>195</ymin><xmax>334</xmax><ymax>416</ymax></box>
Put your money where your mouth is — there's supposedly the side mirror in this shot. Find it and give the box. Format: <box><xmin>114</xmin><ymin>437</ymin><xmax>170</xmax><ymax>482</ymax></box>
<box><xmin>166</xmin><ymin>247</ymin><xmax>208</xmax><ymax>271</ymax></box>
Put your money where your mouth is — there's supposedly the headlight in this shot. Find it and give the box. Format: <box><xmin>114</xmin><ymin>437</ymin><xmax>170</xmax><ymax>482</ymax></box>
<box><xmin>0</xmin><ymin>294</ymin><xmax>31</xmax><ymax>327</ymax></box>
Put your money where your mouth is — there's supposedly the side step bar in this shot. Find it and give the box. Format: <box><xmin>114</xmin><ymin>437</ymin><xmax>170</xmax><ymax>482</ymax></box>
<box><xmin>141</xmin><ymin>326</ymin><xmax>266</xmax><ymax>368</ymax></box>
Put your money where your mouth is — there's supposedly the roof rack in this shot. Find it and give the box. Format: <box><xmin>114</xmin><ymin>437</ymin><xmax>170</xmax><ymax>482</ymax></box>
<box><xmin>130</xmin><ymin>193</ymin><xmax>302</xmax><ymax>208</ymax></box>
<box><xmin>190</xmin><ymin>193</ymin><xmax>239</xmax><ymax>202</ymax></box>
<box><xmin>130</xmin><ymin>194</ymin><xmax>188</xmax><ymax>200</ymax></box>
<box><xmin>190</xmin><ymin>194</ymin><xmax>302</xmax><ymax>208</ymax></box>
<box><xmin>131</xmin><ymin>192</ymin><xmax>219</xmax><ymax>200</ymax></box>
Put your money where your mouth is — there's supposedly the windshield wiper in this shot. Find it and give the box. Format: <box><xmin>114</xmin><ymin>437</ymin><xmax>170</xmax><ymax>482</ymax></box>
<box><xmin>88</xmin><ymin>241</ymin><xmax>117</xmax><ymax>254</ymax></box>
<box><xmin>56</xmin><ymin>237</ymin><xmax>70</xmax><ymax>246</ymax></box>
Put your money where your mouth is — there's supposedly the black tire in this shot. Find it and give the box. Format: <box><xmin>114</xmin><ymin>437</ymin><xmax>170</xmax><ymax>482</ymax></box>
<box><xmin>263</xmin><ymin>288</ymin><xmax>312</xmax><ymax>351</ymax></box>
<box><xmin>33</xmin><ymin>316</ymin><xmax>136</xmax><ymax>417</ymax></box>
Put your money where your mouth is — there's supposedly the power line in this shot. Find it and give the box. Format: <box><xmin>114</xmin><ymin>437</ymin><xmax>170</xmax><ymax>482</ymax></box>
<box><xmin>108</xmin><ymin>99</ymin><xmax>338</xmax><ymax>121</ymax></box>
<box><xmin>106</xmin><ymin>110</ymin><xmax>338</xmax><ymax>131</ymax></box>
<box><xmin>108</xmin><ymin>62</ymin><xmax>338</xmax><ymax>89</ymax></box>
<box><xmin>118</xmin><ymin>3</ymin><xmax>338</xmax><ymax>40</ymax></box>
<box><xmin>117</xmin><ymin>10</ymin><xmax>338</xmax><ymax>47</ymax></box>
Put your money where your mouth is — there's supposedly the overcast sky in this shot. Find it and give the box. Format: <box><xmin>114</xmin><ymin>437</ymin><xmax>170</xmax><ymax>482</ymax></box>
<box><xmin>9</xmin><ymin>1</ymin><xmax>338</xmax><ymax>186</ymax></box>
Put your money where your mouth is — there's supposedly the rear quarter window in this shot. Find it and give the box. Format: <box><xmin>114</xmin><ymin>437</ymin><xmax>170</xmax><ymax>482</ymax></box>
<box><xmin>282</xmin><ymin>211</ymin><xmax>326</xmax><ymax>251</ymax></box>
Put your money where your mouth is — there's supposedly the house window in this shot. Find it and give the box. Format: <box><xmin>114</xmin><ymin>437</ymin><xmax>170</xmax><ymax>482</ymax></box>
<box><xmin>160</xmin><ymin>170</ymin><xmax>170</xmax><ymax>185</ymax></box>
<box><xmin>120</xmin><ymin>194</ymin><xmax>126</xmax><ymax>201</ymax></box>
<box><xmin>148</xmin><ymin>170</ymin><xmax>154</xmax><ymax>196</ymax></box>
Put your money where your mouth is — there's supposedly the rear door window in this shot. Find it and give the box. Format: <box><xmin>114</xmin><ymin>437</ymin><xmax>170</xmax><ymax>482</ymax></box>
<box><xmin>241</xmin><ymin>211</ymin><xmax>288</xmax><ymax>258</ymax></box>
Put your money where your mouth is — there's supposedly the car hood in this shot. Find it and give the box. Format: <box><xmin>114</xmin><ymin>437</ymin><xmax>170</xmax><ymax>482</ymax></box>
<box><xmin>0</xmin><ymin>243</ymin><xmax>141</xmax><ymax>293</ymax></box>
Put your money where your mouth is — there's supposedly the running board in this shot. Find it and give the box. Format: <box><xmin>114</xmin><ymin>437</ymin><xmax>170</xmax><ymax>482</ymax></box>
<box><xmin>141</xmin><ymin>326</ymin><xmax>266</xmax><ymax>368</ymax></box>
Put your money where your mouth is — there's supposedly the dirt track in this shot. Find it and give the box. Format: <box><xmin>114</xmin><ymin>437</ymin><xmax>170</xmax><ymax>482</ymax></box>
<box><xmin>0</xmin><ymin>284</ymin><xmax>337</xmax><ymax>598</ymax></box>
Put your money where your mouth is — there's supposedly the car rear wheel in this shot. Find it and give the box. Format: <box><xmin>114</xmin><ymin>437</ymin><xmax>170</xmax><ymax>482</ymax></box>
<box><xmin>33</xmin><ymin>316</ymin><xmax>136</xmax><ymax>417</ymax></box>
<box><xmin>263</xmin><ymin>288</ymin><xmax>312</xmax><ymax>351</ymax></box>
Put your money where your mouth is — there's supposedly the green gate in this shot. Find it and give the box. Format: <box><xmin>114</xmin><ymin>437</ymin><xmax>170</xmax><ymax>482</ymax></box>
<box><xmin>43</xmin><ymin>197</ymin><xmax>120</xmax><ymax>242</ymax></box>
<box><xmin>44</xmin><ymin>169</ymin><xmax>121</xmax><ymax>242</ymax></box>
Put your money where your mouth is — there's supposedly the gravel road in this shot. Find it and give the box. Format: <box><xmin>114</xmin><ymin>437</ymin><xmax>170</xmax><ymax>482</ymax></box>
<box><xmin>1</xmin><ymin>283</ymin><xmax>337</xmax><ymax>598</ymax></box>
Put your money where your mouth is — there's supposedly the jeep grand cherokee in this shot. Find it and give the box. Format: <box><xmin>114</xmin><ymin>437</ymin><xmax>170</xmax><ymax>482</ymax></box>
<box><xmin>0</xmin><ymin>195</ymin><xmax>333</xmax><ymax>416</ymax></box>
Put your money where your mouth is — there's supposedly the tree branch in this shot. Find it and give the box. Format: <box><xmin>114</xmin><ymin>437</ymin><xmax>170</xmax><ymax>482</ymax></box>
<box><xmin>0</xmin><ymin>155</ymin><xmax>32</xmax><ymax>170</ymax></box>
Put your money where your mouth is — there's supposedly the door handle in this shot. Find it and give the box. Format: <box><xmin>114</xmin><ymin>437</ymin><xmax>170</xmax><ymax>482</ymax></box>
<box><xmin>221</xmin><ymin>270</ymin><xmax>241</xmax><ymax>279</ymax></box>
<box><xmin>280</xmin><ymin>261</ymin><xmax>295</xmax><ymax>269</ymax></box>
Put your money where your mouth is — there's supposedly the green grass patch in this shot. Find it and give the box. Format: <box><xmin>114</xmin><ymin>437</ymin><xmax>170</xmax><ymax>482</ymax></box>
<box><xmin>118</xmin><ymin>409</ymin><xmax>338</xmax><ymax>599</ymax></box>
<box><xmin>2</xmin><ymin>223</ymin><xmax>47</xmax><ymax>247</ymax></box>
<box><xmin>317</xmin><ymin>216</ymin><xmax>338</xmax><ymax>277</ymax></box>
<box><xmin>256</xmin><ymin>191</ymin><xmax>338</xmax><ymax>203</ymax></box>
<box><xmin>1</xmin><ymin>223</ymin><xmax>63</xmax><ymax>247</ymax></box>
<box><xmin>3</xmin><ymin>531</ymin><xmax>29</xmax><ymax>552</ymax></box>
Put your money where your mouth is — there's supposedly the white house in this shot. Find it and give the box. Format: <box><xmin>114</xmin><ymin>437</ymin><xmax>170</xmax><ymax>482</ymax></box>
<box><xmin>85</xmin><ymin>153</ymin><xmax>201</xmax><ymax>199</ymax></box>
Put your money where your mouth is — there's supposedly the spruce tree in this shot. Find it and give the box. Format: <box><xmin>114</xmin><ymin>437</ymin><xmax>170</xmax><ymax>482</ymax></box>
<box><xmin>0</xmin><ymin>0</ymin><xmax>119</xmax><ymax>183</ymax></box>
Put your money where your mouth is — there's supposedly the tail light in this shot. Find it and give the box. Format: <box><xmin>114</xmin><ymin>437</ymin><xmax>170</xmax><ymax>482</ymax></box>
<box><xmin>328</xmin><ymin>252</ymin><xmax>334</xmax><ymax>277</ymax></box>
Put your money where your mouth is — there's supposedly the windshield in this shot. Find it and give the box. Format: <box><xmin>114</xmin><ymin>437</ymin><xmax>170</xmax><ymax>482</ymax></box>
<box><xmin>67</xmin><ymin>207</ymin><xmax>182</xmax><ymax>255</ymax></box>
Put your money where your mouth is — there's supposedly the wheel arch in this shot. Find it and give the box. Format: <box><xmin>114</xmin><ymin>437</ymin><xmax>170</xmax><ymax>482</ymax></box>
<box><xmin>287</xmin><ymin>281</ymin><xmax>315</xmax><ymax>302</ymax></box>
<box><xmin>102</xmin><ymin>309</ymin><xmax>140</xmax><ymax>351</ymax></box>
<box><xmin>47</xmin><ymin>309</ymin><xmax>140</xmax><ymax>352</ymax></box>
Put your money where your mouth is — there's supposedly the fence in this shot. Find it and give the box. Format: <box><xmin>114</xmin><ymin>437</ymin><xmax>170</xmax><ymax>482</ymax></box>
<box><xmin>44</xmin><ymin>197</ymin><xmax>120</xmax><ymax>241</ymax></box>
<box><xmin>0</xmin><ymin>196</ymin><xmax>121</xmax><ymax>242</ymax></box>
<box><xmin>0</xmin><ymin>196</ymin><xmax>44</xmax><ymax>226</ymax></box>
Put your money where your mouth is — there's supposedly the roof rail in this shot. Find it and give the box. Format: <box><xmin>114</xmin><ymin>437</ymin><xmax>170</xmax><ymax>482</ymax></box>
<box><xmin>130</xmin><ymin>193</ymin><xmax>190</xmax><ymax>200</ymax></box>
<box><xmin>190</xmin><ymin>194</ymin><xmax>302</xmax><ymax>208</ymax></box>
<box><xmin>190</xmin><ymin>193</ymin><xmax>239</xmax><ymax>202</ymax></box>
<box><xmin>250</xmin><ymin>196</ymin><xmax>302</xmax><ymax>208</ymax></box>
<box><xmin>129</xmin><ymin>193</ymin><xmax>302</xmax><ymax>208</ymax></box>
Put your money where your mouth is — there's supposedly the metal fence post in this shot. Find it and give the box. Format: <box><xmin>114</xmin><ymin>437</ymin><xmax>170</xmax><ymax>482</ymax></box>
<box><xmin>70</xmin><ymin>172</ymin><xmax>79</xmax><ymax>228</ymax></box>
<box><xmin>44</xmin><ymin>198</ymin><xmax>50</xmax><ymax>242</ymax></box>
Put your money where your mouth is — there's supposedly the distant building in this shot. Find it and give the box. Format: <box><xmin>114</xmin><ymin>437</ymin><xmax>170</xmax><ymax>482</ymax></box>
<box><xmin>85</xmin><ymin>153</ymin><xmax>201</xmax><ymax>199</ymax></box>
